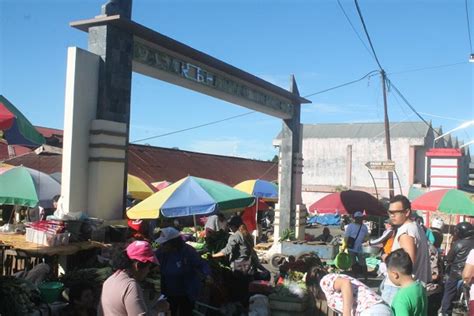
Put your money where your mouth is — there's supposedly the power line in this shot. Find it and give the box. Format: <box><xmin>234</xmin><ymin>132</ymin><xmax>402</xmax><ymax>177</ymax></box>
<box><xmin>335</xmin><ymin>0</ymin><xmax>373</xmax><ymax>57</ymax></box>
<box><xmin>131</xmin><ymin>111</ymin><xmax>255</xmax><ymax>143</ymax></box>
<box><xmin>418</xmin><ymin>111</ymin><xmax>466</xmax><ymax>122</ymax></box>
<box><xmin>303</xmin><ymin>70</ymin><xmax>379</xmax><ymax>98</ymax></box>
<box><xmin>386</xmin><ymin>79</ymin><xmax>441</xmax><ymax>136</ymax></box>
<box><xmin>354</xmin><ymin>0</ymin><xmax>383</xmax><ymax>70</ymax></box>
<box><xmin>387</xmin><ymin>61</ymin><xmax>468</xmax><ymax>75</ymax></box>
<box><xmin>258</xmin><ymin>162</ymin><xmax>278</xmax><ymax>180</ymax></box>
<box><xmin>466</xmin><ymin>0</ymin><xmax>473</xmax><ymax>52</ymax></box>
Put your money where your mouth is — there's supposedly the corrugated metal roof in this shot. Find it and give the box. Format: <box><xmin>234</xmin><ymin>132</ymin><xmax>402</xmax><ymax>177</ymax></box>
<box><xmin>2</xmin><ymin>144</ymin><xmax>277</xmax><ymax>186</ymax></box>
<box><xmin>274</xmin><ymin>121</ymin><xmax>433</xmax><ymax>141</ymax></box>
<box><xmin>301</xmin><ymin>121</ymin><xmax>431</xmax><ymax>139</ymax></box>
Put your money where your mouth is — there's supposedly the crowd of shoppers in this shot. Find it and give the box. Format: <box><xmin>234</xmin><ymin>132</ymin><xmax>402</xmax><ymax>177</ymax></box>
<box><xmin>97</xmin><ymin>193</ymin><xmax>474</xmax><ymax>315</ymax></box>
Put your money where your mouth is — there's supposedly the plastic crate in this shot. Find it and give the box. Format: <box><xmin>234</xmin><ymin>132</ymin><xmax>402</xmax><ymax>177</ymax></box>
<box><xmin>26</xmin><ymin>228</ymin><xmax>70</xmax><ymax>246</ymax></box>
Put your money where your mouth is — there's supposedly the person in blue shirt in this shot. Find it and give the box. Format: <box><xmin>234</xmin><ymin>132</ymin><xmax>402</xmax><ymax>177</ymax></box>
<box><xmin>155</xmin><ymin>227</ymin><xmax>210</xmax><ymax>316</ymax></box>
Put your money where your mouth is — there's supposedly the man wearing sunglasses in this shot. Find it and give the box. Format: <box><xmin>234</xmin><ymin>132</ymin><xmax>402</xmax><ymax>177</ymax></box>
<box><xmin>380</xmin><ymin>195</ymin><xmax>431</xmax><ymax>305</ymax></box>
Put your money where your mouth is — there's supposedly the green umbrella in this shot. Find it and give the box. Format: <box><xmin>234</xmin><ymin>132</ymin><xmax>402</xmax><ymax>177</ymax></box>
<box><xmin>412</xmin><ymin>189</ymin><xmax>474</xmax><ymax>216</ymax></box>
<box><xmin>0</xmin><ymin>167</ymin><xmax>39</xmax><ymax>207</ymax></box>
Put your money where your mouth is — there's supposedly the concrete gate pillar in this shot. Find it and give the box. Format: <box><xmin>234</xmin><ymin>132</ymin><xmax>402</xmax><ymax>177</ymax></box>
<box><xmin>86</xmin><ymin>0</ymin><xmax>133</xmax><ymax>219</ymax></box>
<box><xmin>274</xmin><ymin>76</ymin><xmax>306</xmax><ymax>241</ymax></box>
<box><xmin>61</xmin><ymin>0</ymin><xmax>133</xmax><ymax>220</ymax></box>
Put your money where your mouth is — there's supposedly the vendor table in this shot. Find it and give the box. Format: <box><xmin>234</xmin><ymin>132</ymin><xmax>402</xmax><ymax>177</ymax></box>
<box><xmin>0</xmin><ymin>233</ymin><xmax>106</xmax><ymax>275</ymax></box>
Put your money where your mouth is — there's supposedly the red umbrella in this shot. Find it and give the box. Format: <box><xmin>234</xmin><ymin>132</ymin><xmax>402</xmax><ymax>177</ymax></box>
<box><xmin>309</xmin><ymin>190</ymin><xmax>386</xmax><ymax>216</ymax></box>
<box><xmin>242</xmin><ymin>198</ymin><xmax>270</xmax><ymax>232</ymax></box>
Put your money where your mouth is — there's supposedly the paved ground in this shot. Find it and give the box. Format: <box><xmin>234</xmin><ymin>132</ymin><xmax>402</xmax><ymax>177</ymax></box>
<box><xmin>260</xmin><ymin>224</ymin><xmax>384</xmax><ymax>291</ymax></box>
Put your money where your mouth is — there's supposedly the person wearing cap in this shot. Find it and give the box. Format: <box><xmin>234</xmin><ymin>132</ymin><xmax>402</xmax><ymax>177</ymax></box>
<box><xmin>380</xmin><ymin>195</ymin><xmax>431</xmax><ymax>305</ymax></box>
<box><xmin>155</xmin><ymin>227</ymin><xmax>210</xmax><ymax>316</ymax></box>
<box><xmin>99</xmin><ymin>240</ymin><xmax>169</xmax><ymax>316</ymax></box>
<box><xmin>344</xmin><ymin>211</ymin><xmax>369</xmax><ymax>279</ymax></box>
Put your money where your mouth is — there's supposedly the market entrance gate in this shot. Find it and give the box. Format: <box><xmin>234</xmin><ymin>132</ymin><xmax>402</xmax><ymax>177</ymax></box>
<box><xmin>61</xmin><ymin>0</ymin><xmax>310</xmax><ymax>240</ymax></box>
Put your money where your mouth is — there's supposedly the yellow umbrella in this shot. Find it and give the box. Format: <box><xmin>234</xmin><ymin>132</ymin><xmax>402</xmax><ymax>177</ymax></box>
<box><xmin>128</xmin><ymin>174</ymin><xmax>155</xmax><ymax>200</ymax></box>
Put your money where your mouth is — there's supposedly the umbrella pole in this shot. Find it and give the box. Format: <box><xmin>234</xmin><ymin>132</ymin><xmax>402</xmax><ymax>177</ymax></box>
<box><xmin>193</xmin><ymin>215</ymin><xmax>198</xmax><ymax>239</ymax></box>
<box><xmin>446</xmin><ymin>214</ymin><xmax>452</xmax><ymax>254</ymax></box>
<box><xmin>378</xmin><ymin>216</ymin><xmax>382</xmax><ymax>236</ymax></box>
<box><xmin>255</xmin><ymin>199</ymin><xmax>258</xmax><ymax>245</ymax></box>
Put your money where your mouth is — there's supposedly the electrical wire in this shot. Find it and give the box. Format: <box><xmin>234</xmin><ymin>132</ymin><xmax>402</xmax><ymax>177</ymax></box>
<box><xmin>466</xmin><ymin>0</ymin><xmax>473</xmax><ymax>52</ymax></box>
<box><xmin>258</xmin><ymin>162</ymin><xmax>278</xmax><ymax>180</ymax></box>
<box><xmin>418</xmin><ymin>112</ymin><xmax>465</xmax><ymax>122</ymax></box>
<box><xmin>131</xmin><ymin>111</ymin><xmax>255</xmax><ymax>143</ymax></box>
<box><xmin>354</xmin><ymin>0</ymin><xmax>383</xmax><ymax>70</ymax></box>
<box><xmin>335</xmin><ymin>0</ymin><xmax>373</xmax><ymax>57</ymax></box>
<box><xmin>132</xmin><ymin>70</ymin><xmax>379</xmax><ymax>143</ymax></box>
<box><xmin>387</xmin><ymin>61</ymin><xmax>468</xmax><ymax>75</ymax></box>
<box><xmin>303</xmin><ymin>70</ymin><xmax>379</xmax><ymax>98</ymax></box>
<box><xmin>386</xmin><ymin>79</ymin><xmax>440</xmax><ymax>136</ymax></box>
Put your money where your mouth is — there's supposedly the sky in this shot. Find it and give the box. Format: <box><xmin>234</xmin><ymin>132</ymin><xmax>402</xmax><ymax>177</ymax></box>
<box><xmin>1</xmin><ymin>0</ymin><xmax>473</xmax><ymax>161</ymax></box>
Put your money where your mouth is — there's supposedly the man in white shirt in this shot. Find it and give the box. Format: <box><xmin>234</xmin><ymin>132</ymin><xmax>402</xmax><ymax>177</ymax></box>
<box><xmin>344</xmin><ymin>211</ymin><xmax>369</xmax><ymax>279</ymax></box>
<box><xmin>380</xmin><ymin>195</ymin><xmax>431</xmax><ymax>305</ymax></box>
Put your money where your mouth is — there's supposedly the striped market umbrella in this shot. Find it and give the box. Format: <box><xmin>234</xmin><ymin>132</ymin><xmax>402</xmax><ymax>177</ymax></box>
<box><xmin>411</xmin><ymin>189</ymin><xmax>474</xmax><ymax>216</ymax></box>
<box><xmin>127</xmin><ymin>176</ymin><xmax>255</xmax><ymax>219</ymax></box>
<box><xmin>0</xmin><ymin>95</ymin><xmax>45</xmax><ymax>147</ymax></box>
<box><xmin>234</xmin><ymin>179</ymin><xmax>278</xmax><ymax>202</ymax></box>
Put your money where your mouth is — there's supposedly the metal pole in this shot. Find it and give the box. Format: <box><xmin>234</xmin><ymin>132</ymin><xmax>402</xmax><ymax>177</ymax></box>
<box><xmin>381</xmin><ymin>70</ymin><xmax>394</xmax><ymax>198</ymax></box>
<box><xmin>393</xmin><ymin>169</ymin><xmax>403</xmax><ymax>195</ymax></box>
<box><xmin>367</xmin><ymin>169</ymin><xmax>379</xmax><ymax>200</ymax></box>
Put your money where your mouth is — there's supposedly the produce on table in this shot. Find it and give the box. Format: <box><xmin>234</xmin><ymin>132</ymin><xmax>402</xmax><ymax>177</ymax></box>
<box><xmin>0</xmin><ymin>276</ymin><xmax>41</xmax><ymax>315</ymax></box>
<box><xmin>279</xmin><ymin>228</ymin><xmax>295</xmax><ymax>241</ymax></box>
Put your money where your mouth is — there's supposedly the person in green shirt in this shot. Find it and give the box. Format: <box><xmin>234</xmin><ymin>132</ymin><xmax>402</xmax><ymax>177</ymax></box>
<box><xmin>386</xmin><ymin>248</ymin><xmax>428</xmax><ymax>316</ymax></box>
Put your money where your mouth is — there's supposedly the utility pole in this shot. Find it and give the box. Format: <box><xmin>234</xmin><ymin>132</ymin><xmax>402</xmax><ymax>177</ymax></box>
<box><xmin>381</xmin><ymin>70</ymin><xmax>394</xmax><ymax>198</ymax></box>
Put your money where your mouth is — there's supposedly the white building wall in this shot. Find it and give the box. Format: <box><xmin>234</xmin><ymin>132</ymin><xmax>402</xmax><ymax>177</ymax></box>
<box><xmin>301</xmin><ymin>136</ymin><xmax>427</xmax><ymax>203</ymax></box>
